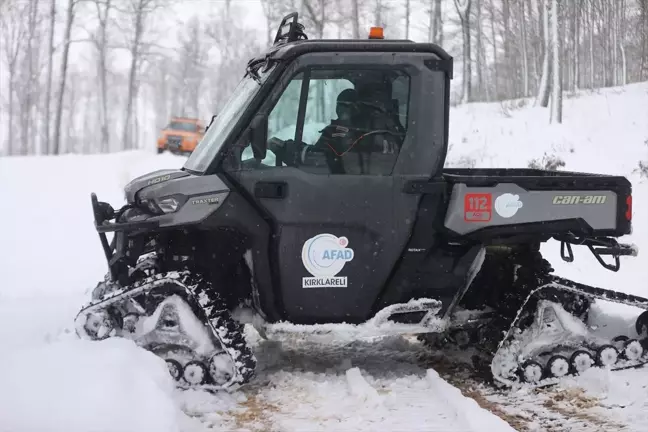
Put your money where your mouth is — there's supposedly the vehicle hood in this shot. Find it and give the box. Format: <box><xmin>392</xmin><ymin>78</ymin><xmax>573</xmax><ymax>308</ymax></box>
<box><xmin>124</xmin><ymin>169</ymin><xmax>190</xmax><ymax>203</ymax></box>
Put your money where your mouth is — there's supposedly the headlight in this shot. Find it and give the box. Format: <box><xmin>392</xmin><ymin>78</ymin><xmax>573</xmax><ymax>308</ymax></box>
<box><xmin>140</xmin><ymin>196</ymin><xmax>183</xmax><ymax>215</ymax></box>
<box><xmin>157</xmin><ymin>197</ymin><xmax>180</xmax><ymax>213</ymax></box>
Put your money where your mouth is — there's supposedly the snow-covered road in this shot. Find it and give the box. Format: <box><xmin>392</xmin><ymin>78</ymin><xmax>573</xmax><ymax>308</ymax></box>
<box><xmin>1</xmin><ymin>82</ymin><xmax>647</xmax><ymax>431</ymax></box>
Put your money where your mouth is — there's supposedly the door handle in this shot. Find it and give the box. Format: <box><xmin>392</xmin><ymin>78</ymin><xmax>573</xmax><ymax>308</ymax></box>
<box><xmin>254</xmin><ymin>181</ymin><xmax>287</xmax><ymax>199</ymax></box>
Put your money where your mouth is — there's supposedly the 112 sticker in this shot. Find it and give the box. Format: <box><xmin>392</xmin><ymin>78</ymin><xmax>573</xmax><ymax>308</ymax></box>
<box><xmin>464</xmin><ymin>193</ymin><xmax>492</xmax><ymax>222</ymax></box>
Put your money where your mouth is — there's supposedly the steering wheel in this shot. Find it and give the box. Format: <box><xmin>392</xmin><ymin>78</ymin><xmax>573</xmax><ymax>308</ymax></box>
<box><xmin>331</xmin><ymin>129</ymin><xmax>404</xmax><ymax>156</ymax></box>
<box><xmin>267</xmin><ymin>137</ymin><xmax>306</xmax><ymax>167</ymax></box>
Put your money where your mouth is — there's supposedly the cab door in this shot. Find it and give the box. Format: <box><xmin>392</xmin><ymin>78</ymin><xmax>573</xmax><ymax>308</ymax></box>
<box><xmin>228</xmin><ymin>53</ymin><xmax>445</xmax><ymax>324</ymax></box>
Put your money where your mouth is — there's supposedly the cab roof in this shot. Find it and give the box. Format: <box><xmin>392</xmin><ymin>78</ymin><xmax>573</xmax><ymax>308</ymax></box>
<box><xmin>256</xmin><ymin>12</ymin><xmax>453</xmax><ymax>78</ymax></box>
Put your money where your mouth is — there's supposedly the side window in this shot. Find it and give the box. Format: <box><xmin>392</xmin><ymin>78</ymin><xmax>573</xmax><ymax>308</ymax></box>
<box><xmin>239</xmin><ymin>72</ymin><xmax>305</xmax><ymax>167</ymax></box>
<box><xmin>239</xmin><ymin>68</ymin><xmax>411</xmax><ymax>175</ymax></box>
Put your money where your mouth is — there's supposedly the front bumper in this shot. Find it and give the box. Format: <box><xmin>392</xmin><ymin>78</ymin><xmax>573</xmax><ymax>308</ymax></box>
<box><xmin>91</xmin><ymin>193</ymin><xmax>159</xmax><ymax>283</ymax></box>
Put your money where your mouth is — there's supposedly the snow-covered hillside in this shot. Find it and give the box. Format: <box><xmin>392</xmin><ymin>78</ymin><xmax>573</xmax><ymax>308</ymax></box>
<box><xmin>0</xmin><ymin>82</ymin><xmax>647</xmax><ymax>432</ymax></box>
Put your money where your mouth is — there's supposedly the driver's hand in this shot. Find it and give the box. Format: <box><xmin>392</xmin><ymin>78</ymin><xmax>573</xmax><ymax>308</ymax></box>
<box><xmin>283</xmin><ymin>139</ymin><xmax>305</xmax><ymax>166</ymax></box>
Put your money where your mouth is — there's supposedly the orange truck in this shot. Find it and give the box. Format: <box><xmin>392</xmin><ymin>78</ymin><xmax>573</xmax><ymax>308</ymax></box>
<box><xmin>156</xmin><ymin>117</ymin><xmax>206</xmax><ymax>155</ymax></box>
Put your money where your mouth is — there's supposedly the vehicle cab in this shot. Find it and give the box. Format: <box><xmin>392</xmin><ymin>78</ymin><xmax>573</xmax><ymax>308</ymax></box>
<box><xmin>174</xmin><ymin>13</ymin><xmax>455</xmax><ymax>323</ymax></box>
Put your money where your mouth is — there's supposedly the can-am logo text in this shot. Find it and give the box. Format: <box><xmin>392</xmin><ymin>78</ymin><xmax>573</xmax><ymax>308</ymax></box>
<box><xmin>301</xmin><ymin>234</ymin><xmax>354</xmax><ymax>288</ymax></box>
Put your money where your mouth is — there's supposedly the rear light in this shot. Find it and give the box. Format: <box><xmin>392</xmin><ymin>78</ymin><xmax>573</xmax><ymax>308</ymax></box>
<box><xmin>626</xmin><ymin>195</ymin><xmax>632</xmax><ymax>221</ymax></box>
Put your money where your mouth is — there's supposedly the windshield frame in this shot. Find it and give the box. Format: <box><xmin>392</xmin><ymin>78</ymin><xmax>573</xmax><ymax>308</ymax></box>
<box><xmin>183</xmin><ymin>62</ymin><xmax>278</xmax><ymax>174</ymax></box>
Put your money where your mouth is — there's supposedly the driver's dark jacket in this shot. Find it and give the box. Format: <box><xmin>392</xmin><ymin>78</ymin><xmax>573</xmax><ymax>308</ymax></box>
<box><xmin>306</xmin><ymin>119</ymin><xmax>358</xmax><ymax>174</ymax></box>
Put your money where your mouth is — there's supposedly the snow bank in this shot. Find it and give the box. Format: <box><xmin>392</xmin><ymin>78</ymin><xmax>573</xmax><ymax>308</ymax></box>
<box><xmin>0</xmin><ymin>338</ymin><xmax>189</xmax><ymax>432</ymax></box>
<box><xmin>0</xmin><ymin>150</ymin><xmax>187</xmax><ymax>300</ymax></box>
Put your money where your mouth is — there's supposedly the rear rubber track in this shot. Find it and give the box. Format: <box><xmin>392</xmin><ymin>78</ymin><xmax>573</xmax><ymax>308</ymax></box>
<box><xmin>491</xmin><ymin>274</ymin><xmax>648</xmax><ymax>388</ymax></box>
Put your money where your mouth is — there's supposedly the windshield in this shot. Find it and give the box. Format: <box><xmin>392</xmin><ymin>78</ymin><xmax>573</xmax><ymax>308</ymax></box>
<box><xmin>183</xmin><ymin>64</ymin><xmax>275</xmax><ymax>173</ymax></box>
<box><xmin>167</xmin><ymin>121</ymin><xmax>198</xmax><ymax>132</ymax></box>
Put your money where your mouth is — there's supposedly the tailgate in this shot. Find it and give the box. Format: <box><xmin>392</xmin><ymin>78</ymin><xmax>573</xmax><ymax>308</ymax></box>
<box><xmin>441</xmin><ymin>169</ymin><xmax>632</xmax><ymax>238</ymax></box>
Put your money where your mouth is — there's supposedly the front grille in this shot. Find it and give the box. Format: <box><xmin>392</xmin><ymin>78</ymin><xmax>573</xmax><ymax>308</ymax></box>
<box><xmin>167</xmin><ymin>135</ymin><xmax>182</xmax><ymax>149</ymax></box>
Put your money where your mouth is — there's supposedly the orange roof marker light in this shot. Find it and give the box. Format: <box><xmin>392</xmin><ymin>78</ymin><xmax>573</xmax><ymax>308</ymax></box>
<box><xmin>368</xmin><ymin>26</ymin><xmax>384</xmax><ymax>39</ymax></box>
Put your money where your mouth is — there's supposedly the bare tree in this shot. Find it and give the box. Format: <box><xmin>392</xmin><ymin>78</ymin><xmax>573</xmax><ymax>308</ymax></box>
<box><xmin>550</xmin><ymin>0</ymin><xmax>562</xmax><ymax>123</ymax></box>
<box><xmin>174</xmin><ymin>16</ymin><xmax>208</xmax><ymax>118</ymax></box>
<box><xmin>428</xmin><ymin>0</ymin><xmax>443</xmax><ymax>44</ymax></box>
<box><xmin>119</xmin><ymin>0</ymin><xmax>166</xmax><ymax>151</ymax></box>
<box><xmin>404</xmin><ymin>0</ymin><xmax>410</xmax><ymax>39</ymax></box>
<box><xmin>1</xmin><ymin>2</ymin><xmax>29</xmax><ymax>156</ymax></box>
<box><xmin>535</xmin><ymin>0</ymin><xmax>551</xmax><ymax>107</ymax></box>
<box><xmin>351</xmin><ymin>0</ymin><xmax>360</xmax><ymax>38</ymax></box>
<box><xmin>641</xmin><ymin>0</ymin><xmax>648</xmax><ymax>79</ymax></box>
<box><xmin>20</xmin><ymin>0</ymin><xmax>41</xmax><ymax>155</ymax></box>
<box><xmin>454</xmin><ymin>0</ymin><xmax>472</xmax><ymax>103</ymax></box>
<box><xmin>52</xmin><ymin>0</ymin><xmax>77</xmax><ymax>155</ymax></box>
<box><xmin>43</xmin><ymin>0</ymin><xmax>56</xmax><ymax>154</ymax></box>
<box><xmin>520</xmin><ymin>0</ymin><xmax>530</xmax><ymax>97</ymax></box>
<box><xmin>91</xmin><ymin>0</ymin><xmax>113</xmax><ymax>152</ymax></box>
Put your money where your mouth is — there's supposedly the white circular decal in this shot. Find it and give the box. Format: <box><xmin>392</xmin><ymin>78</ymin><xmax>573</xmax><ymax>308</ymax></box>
<box><xmin>494</xmin><ymin>193</ymin><xmax>523</xmax><ymax>218</ymax></box>
<box><xmin>301</xmin><ymin>234</ymin><xmax>354</xmax><ymax>278</ymax></box>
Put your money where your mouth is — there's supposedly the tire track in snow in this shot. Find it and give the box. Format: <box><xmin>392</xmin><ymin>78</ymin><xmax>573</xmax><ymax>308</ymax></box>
<box><xmin>176</xmin><ymin>331</ymin><xmax>519</xmax><ymax>432</ymax></box>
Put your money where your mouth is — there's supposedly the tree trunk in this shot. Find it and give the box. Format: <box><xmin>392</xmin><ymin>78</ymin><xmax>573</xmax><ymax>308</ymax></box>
<box><xmin>21</xmin><ymin>0</ymin><xmax>39</xmax><ymax>155</ymax></box>
<box><xmin>52</xmin><ymin>0</ymin><xmax>75</xmax><ymax>155</ymax></box>
<box><xmin>574</xmin><ymin>0</ymin><xmax>581</xmax><ymax>90</ymax></box>
<box><xmin>96</xmin><ymin>0</ymin><xmax>112</xmax><ymax>153</ymax></box>
<box><xmin>550</xmin><ymin>0</ymin><xmax>562</xmax><ymax>123</ymax></box>
<box><xmin>536</xmin><ymin>0</ymin><xmax>551</xmax><ymax>107</ymax></box>
<box><xmin>589</xmin><ymin>0</ymin><xmax>594</xmax><ymax>88</ymax></box>
<box><xmin>475</xmin><ymin>0</ymin><xmax>483</xmax><ymax>99</ymax></box>
<box><xmin>43</xmin><ymin>0</ymin><xmax>55</xmax><ymax>155</ymax></box>
<box><xmin>434</xmin><ymin>0</ymin><xmax>442</xmax><ymax>45</ymax></box>
<box><xmin>620</xmin><ymin>43</ymin><xmax>626</xmax><ymax>85</ymax></box>
<box><xmin>502</xmin><ymin>0</ymin><xmax>512</xmax><ymax>97</ymax></box>
<box><xmin>405</xmin><ymin>0</ymin><xmax>410</xmax><ymax>39</ymax></box>
<box><xmin>641</xmin><ymin>0</ymin><xmax>647</xmax><ymax>80</ymax></box>
<box><xmin>351</xmin><ymin>0</ymin><xmax>359</xmax><ymax>38</ymax></box>
<box><xmin>489</xmin><ymin>0</ymin><xmax>498</xmax><ymax>98</ymax></box>
<box><xmin>454</xmin><ymin>0</ymin><xmax>472</xmax><ymax>103</ymax></box>
<box><xmin>122</xmin><ymin>3</ymin><xmax>144</xmax><ymax>151</ymax></box>
<box><xmin>520</xmin><ymin>0</ymin><xmax>529</xmax><ymax>97</ymax></box>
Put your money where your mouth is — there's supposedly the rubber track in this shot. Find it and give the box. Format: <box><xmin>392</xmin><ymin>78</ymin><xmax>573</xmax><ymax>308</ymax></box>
<box><xmin>491</xmin><ymin>274</ymin><xmax>648</xmax><ymax>387</ymax></box>
<box><xmin>75</xmin><ymin>270</ymin><xmax>257</xmax><ymax>391</ymax></box>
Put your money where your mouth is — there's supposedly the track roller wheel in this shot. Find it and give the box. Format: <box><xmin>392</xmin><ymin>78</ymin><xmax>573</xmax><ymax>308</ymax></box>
<box><xmin>635</xmin><ymin>311</ymin><xmax>648</xmax><ymax>337</ymax></box>
<box><xmin>570</xmin><ymin>350</ymin><xmax>594</xmax><ymax>374</ymax></box>
<box><xmin>122</xmin><ymin>313</ymin><xmax>140</xmax><ymax>334</ymax></box>
<box><xmin>621</xmin><ymin>339</ymin><xmax>644</xmax><ymax>361</ymax></box>
<box><xmin>183</xmin><ymin>360</ymin><xmax>208</xmax><ymax>385</ymax></box>
<box><xmin>208</xmin><ymin>352</ymin><xmax>235</xmax><ymax>385</ymax></box>
<box><xmin>520</xmin><ymin>360</ymin><xmax>543</xmax><ymax>383</ymax></box>
<box><xmin>451</xmin><ymin>329</ymin><xmax>471</xmax><ymax>348</ymax></box>
<box><xmin>546</xmin><ymin>355</ymin><xmax>570</xmax><ymax>378</ymax></box>
<box><xmin>595</xmin><ymin>345</ymin><xmax>619</xmax><ymax>367</ymax></box>
<box><xmin>83</xmin><ymin>311</ymin><xmax>116</xmax><ymax>340</ymax></box>
<box><xmin>165</xmin><ymin>359</ymin><xmax>182</xmax><ymax>381</ymax></box>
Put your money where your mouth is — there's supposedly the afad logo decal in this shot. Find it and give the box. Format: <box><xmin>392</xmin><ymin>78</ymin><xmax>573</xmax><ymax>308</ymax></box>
<box><xmin>494</xmin><ymin>193</ymin><xmax>524</xmax><ymax>218</ymax></box>
<box><xmin>301</xmin><ymin>234</ymin><xmax>354</xmax><ymax>288</ymax></box>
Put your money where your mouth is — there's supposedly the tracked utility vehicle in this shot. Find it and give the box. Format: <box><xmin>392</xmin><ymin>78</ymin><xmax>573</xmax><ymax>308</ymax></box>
<box><xmin>76</xmin><ymin>13</ymin><xmax>647</xmax><ymax>391</ymax></box>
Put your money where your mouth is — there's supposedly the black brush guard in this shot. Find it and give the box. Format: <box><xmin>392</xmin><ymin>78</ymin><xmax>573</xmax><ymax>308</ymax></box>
<box><xmin>91</xmin><ymin>193</ymin><xmax>160</xmax><ymax>282</ymax></box>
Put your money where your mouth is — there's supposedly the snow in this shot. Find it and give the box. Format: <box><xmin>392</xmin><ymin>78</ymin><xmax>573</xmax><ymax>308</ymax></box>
<box><xmin>1</xmin><ymin>82</ymin><xmax>648</xmax><ymax>431</ymax></box>
<box><xmin>0</xmin><ymin>337</ymin><xmax>193</xmax><ymax>432</ymax></box>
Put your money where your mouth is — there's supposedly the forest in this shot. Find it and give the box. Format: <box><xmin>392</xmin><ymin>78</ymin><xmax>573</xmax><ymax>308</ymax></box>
<box><xmin>0</xmin><ymin>0</ymin><xmax>646</xmax><ymax>156</ymax></box>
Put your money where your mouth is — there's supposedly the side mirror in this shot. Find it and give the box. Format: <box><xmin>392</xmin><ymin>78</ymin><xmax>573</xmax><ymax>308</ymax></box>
<box><xmin>250</xmin><ymin>114</ymin><xmax>267</xmax><ymax>160</ymax></box>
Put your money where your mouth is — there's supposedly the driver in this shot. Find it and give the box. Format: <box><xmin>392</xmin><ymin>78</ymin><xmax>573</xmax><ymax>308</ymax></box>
<box><xmin>308</xmin><ymin>88</ymin><xmax>360</xmax><ymax>173</ymax></box>
<box><xmin>276</xmin><ymin>88</ymin><xmax>361</xmax><ymax>174</ymax></box>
